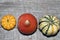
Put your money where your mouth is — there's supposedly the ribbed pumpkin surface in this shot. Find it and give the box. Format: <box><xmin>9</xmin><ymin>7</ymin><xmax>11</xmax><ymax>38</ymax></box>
<box><xmin>39</xmin><ymin>15</ymin><xmax>60</xmax><ymax>36</ymax></box>
<box><xmin>1</xmin><ymin>14</ymin><xmax>16</xmax><ymax>30</ymax></box>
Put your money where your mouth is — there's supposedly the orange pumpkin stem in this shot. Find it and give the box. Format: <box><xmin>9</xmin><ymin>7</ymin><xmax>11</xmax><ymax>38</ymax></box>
<box><xmin>7</xmin><ymin>19</ymin><xmax>9</xmax><ymax>22</ymax></box>
<box><xmin>24</xmin><ymin>20</ymin><xmax>30</xmax><ymax>26</ymax></box>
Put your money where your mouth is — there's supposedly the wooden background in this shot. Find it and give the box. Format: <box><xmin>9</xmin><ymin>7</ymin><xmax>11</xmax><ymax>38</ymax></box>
<box><xmin>0</xmin><ymin>0</ymin><xmax>60</xmax><ymax>40</ymax></box>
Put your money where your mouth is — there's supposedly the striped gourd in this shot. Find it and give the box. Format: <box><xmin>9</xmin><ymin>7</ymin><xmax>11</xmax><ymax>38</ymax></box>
<box><xmin>39</xmin><ymin>15</ymin><xmax>60</xmax><ymax>36</ymax></box>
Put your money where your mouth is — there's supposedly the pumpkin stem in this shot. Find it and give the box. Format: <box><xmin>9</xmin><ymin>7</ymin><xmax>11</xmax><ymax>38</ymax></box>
<box><xmin>25</xmin><ymin>20</ymin><xmax>30</xmax><ymax>26</ymax></box>
<box><xmin>7</xmin><ymin>19</ymin><xmax>9</xmax><ymax>22</ymax></box>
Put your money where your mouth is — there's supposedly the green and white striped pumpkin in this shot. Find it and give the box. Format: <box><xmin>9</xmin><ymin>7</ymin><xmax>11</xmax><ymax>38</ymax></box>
<box><xmin>39</xmin><ymin>15</ymin><xmax>60</xmax><ymax>36</ymax></box>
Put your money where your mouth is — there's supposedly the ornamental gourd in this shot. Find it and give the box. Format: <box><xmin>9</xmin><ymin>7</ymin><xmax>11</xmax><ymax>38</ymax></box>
<box><xmin>1</xmin><ymin>14</ymin><xmax>16</xmax><ymax>30</ymax></box>
<box><xmin>18</xmin><ymin>13</ymin><xmax>37</xmax><ymax>35</ymax></box>
<box><xmin>39</xmin><ymin>15</ymin><xmax>60</xmax><ymax>36</ymax></box>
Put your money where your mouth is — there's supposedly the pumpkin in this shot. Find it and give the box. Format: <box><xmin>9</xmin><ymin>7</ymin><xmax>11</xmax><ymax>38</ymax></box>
<box><xmin>1</xmin><ymin>14</ymin><xmax>16</xmax><ymax>30</ymax></box>
<box><xmin>18</xmin><ymin>13</ymin><xmax>37</xmax><ymax>35</ymax></box>
<box><xmin>39</xmin><ymin>15</ymin><xmax>60</xmax><ymax>36</ymax></box>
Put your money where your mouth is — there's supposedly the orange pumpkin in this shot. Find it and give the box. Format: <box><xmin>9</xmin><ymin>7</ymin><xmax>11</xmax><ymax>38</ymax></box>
<box><xmin>18</xmin><ymin>13</ymin><xmax>37</xmax><ymax>35</ymax></box>
<box><xmin>1</xmin><ymin>14</ymin><xmax>16</xmax><ymax>30</ymax></box>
